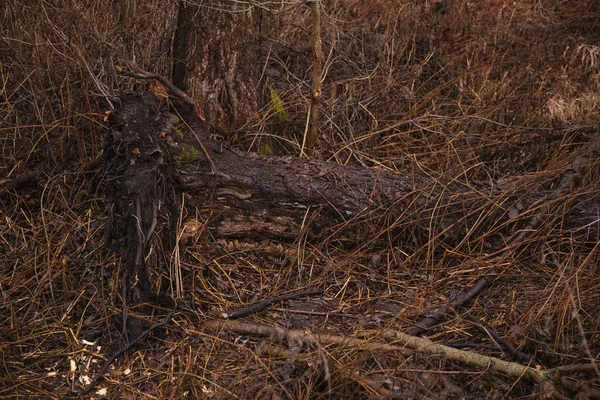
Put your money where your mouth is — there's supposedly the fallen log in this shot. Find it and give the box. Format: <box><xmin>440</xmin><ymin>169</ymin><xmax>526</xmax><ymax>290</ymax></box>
<box><xmin>101</xmin><ymin>91</ymin><xmax>599</xmax><ymax>328</ymax></box>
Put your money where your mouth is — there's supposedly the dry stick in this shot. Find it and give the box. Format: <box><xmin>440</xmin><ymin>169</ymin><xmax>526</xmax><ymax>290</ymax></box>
<box><xmin>408</xmin><ymin>153</ymin><xmax>592</xmax><ymax>336</ymax></box>
<box><xmin>203</xmin><ymin>320</ymin><xmax>544</xmax><ymax>382</ymax></box>
<box><xmin>270</xmin><ymin>307</ymin><xmax>361</xmax><ymax>319</ymax></box>
<box><xmin>120</xmin><ymin>68</ymin><xmax>195</xmax><ymax>106</ymax></box>
<box><xmin>204</xmin><ymin>320</ymin><xmax>405</xmax><ymax>397</ymax></box>
<box><xmin>74</xmin><ymin>310</ymin><xmax>175</xmax><ymax>397</ymax></box>
<box><xmin>465</xmin><ymin>313</ymin><xmax>540</xmax><ymax>369</ymax></box>
<box><xmin>203</xmin><ymin>319</ymin><xmax>412</xmax><ymax>354</ymax></box>
<box><xmin>222</xmin><ymin>289</ymin><xmax>323</xmax><ymax>319</ymax></box>
<box><xmin>205</xmin><ymin>320</ymin><xmax>600</xmax><ymax>400</ymax></box>
<box><xmin>381</xmin><ymin>329</ymin><xmax>544</xmax><ymax>382</ymax></box>
<box><xmin>383</xmin><ymin>329</ymin><xmax>574</xmax><ymax>400</ymax></box>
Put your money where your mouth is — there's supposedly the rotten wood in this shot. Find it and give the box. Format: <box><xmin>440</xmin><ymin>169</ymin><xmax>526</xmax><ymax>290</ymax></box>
<box><xmin>102</xmin><ymin>94</ymin><xmax>180</xmax><ymax>306</ymax></box>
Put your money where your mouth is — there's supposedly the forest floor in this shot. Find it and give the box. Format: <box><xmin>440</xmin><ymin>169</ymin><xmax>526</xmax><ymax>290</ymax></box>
<box><xmin>1</xmin><ymin>1</ymin><xmax>600</xmax><ymax>399</ymax></box>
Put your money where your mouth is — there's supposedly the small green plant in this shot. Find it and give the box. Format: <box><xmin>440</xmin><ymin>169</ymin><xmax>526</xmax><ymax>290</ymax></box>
<box><xmin>259</xmin><ymin>143</ymin><xmax>272</xmax><ymax>156</ymax></box>
<box><xmin>269</xmin><ymin>85</ymin><xmax>288</xmax><ymax>122</ymax></box>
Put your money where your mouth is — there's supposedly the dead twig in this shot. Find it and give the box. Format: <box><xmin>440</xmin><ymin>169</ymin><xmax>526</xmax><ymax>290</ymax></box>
<box><xmin>203</xmin><ymin>319</ymin><xmax>573</xmax><ymax>399</ymax></box>
<box><xmin>203</xmin><ymin>319</ymin><xmax>412</xmax><ymax>354</ymax></box>
<box><xmin>69</xmin><ymin>0</ymin><xmax>194</xmax><ymax>107</ymax></box>
<box><xmin>222</xmin><ymin>289</ymin><xmax>323</xmax><ymax>319</ymax></box>
<box><xmin>120</xmin><ymin>67</ymin><xmax>195</xmax><ymax>106</ymax></box>
<box><xmin>465</xmin><ymin>313</ymin><xmax>541</xmax><ymax>369</ymax></box>
<box><xmin>382</xmin><ymin>328</ymin><xmax>545</xmax><ymax>382</ymax></box>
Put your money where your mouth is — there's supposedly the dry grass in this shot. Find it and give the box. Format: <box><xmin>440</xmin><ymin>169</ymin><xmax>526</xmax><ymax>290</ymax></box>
<box><xmin>1</xmin><ymin>0</ymin><xmax>600</xmax><ymax>398</ymax></box>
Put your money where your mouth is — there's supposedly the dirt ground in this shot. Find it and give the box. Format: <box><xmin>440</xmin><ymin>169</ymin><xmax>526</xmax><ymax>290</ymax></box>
<box><xmin>1</xmin><ymin>1</ymin><xmax>600</xmax><ymax>399</ymax></box>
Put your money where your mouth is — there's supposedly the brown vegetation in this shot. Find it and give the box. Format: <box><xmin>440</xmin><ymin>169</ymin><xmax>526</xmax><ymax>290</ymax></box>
<box><xmin>1</xmin><ymin>0</ymin><xmax>600</xmax><ymax>398</ymax></box>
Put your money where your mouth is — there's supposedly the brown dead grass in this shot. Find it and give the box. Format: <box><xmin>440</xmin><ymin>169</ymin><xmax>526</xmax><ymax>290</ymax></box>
<box><xmin>1</xmin><ymin>0</ymin><xmax>600</xmax><ymax>399</ymax></box>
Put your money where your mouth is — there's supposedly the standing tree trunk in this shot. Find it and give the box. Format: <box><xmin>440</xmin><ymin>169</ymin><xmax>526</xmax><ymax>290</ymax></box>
<box><xmin>305</xmin><ymin>0</ymin><xmax>323</xmax><ymax>155</ymax></box>
<box><xmin>172</xmin><ymin>0</ymin><xmax>262</xmax><ymax>131</ymax></box>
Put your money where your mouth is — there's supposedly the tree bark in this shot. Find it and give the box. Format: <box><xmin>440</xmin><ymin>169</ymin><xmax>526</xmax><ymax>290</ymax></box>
<box><xmin>171</xmin><ymin>0</ymin><xmax>261</xmax><ymax>131</ymax></box>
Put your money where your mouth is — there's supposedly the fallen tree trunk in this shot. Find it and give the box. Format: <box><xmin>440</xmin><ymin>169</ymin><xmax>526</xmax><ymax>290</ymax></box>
<box><xmin>101</xmin><ymin>91</ymin><xmax>599</xmax><ymax>314</ymax></box>
<box><xmin>106</xmin><ymin>93</ymin><xmax>486</xmax><ymax>247</ymax></box>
